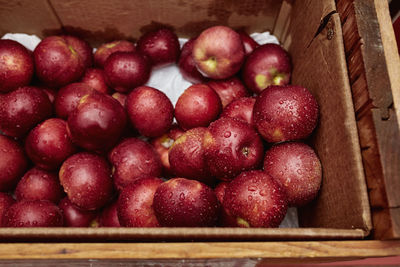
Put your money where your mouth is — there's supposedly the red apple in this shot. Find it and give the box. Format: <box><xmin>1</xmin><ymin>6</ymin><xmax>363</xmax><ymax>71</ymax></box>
<box><xmin>25</xmin><ymin>118</ymin><xmax>76</xmax><ymax>170</ymax></box>
<box><xmin>207</xmin><ymin>77</ymin><xmax>249</xmax><ymax>108</ymax></box>
<box><xmin>221</xmin><ymin>97</ymin><xmax>256</xmax><ymax>126</ymax></box>
<box><xmin>54</xmin><ymin>82</ymin><xmax>95</xmax><ymax>119</ymax></box>
<box><xmin>59</xmin><ymin>197</ymin><xmax>98</xmax><ymax>227</ymax></box>
<box><xmin>193</xmin><ymin>26</ymin><xmax>245</xmax><ymax>79</ymax></box>
<box><xmin>137</xmin><ymin>28</ymin><xmax>180</xmax><ymax>68</ymax></box>
<box><xmin>242</xmin><ymin>43</ymin><xmax>292</xmax><ymax>94</ymax></box>
<box><xmin>15</xmin><ymin>167</ymin><xmax>63</xmax><ymax>204</ymax></box>
<box><xmin>33</xmin><ymin>36</ymin><xmax>86</xmax><ymax>88</ymax></box>
<box><xmin>81</xmin><ymin>68</ymin><xmax>110</xmax><ymax>94</ymax></box>
<box><xmin>67</xmin><ymin>91</ymin><xmax>127</xmax><ymax>152</ymax></box>
<box><xmin>253</xmin><ymin>85</ymin><xmax>319</xmax><ymax>143</ymax></box>
<box><xmin>263</xmin><ymin>142</ymin><xmax>322</xmax><ymax>206</ymax></box>
<box><xmin>108</xmin><ymin>138</ymin><xmax>162</xmax><ymax>191</ymax></box>
<box><xmin>0</xmin><ymin>193</ymin><xmax>15</xmax><ymax>226</ymax></box>
<box><xmin>0</xmin><ymin>39</ymin><xmax>34</xmax><ymax>93</ymax></box>
<box><xmin>178</xmin><ymin>38</ymin><xmax>207</xmax><ymax>84</ymax></box>
<box><xmin>3</xmin><ymin>200</ymin><xmax>64</xmax><ymax>227</ymax></box>
<box><xmin>59</xmin><ymin>152</ymin><xmax>114</xmax><ymax>210</ymax></box>
<box><xmin>0</xmin><ymin>86</ymin><xmax>52</xmax><ymax>138</ymax></box>
<box><xmin>153</xmin><ymin>178</ymin><xmax>220</xmax><ymax>227</ymax></box>
<box><xmin>42</xmin><ymin>87</ymin><xmax>57</xmax><ymax>104</ymax></box>
<box><xmin>203</xmin><ymin>117</ymin><xmax>264</xmax><ymax>180</ymax></box>
<box><xmin>175</xmin><ymin>84</ymin><xmax>222</xmax><ymax>130</ymax></box>
<box><xmin>94</xmin><ymin>40</ymin><xmax>136</xmax><ymax>68</ymax></box>
<box><xmin>104</xmin><ymin>51</ymin><xmax>151</xmax><ymax>93</ymax></box>
<box><xmin>98</xmin><ymin>200</ymin><xmax>120</xmax><ymax>227</ymax></box>
<box><xmin>126</xmin><ymin>86</ymin><xmax>174</xmax><ymax>137</ymax></box>
<box><xmin>112</xmin><ymin>92</ymin><xmax>127</xmax><ymax>108</ymax></box>
<box><xmin>0</xmin><ymin>135</ymin><xmax>28</xmax><ymax>192</ymax></box>
<box><xmin>117</xmin><ymin>177</ymin><xmax>163</xmax><ymax>227</ymax></box>
<box><xmin>168</xmin><ymin>127</ymin><xmax>214</xmax><ymax>185</ymax></box>
<box><xmin>61</xmin><ymin>35</ymin><xmax>93</xmax><ymax>69</ymax></box>
<box><xmin>214</xmin><ymin>182</ymin><xmax>236</xmax><ymax>226</ymax></box>
<box><xmin>223</xmin><ymin>170</ymin><xmax>288</xmax><ymax>227</ymax></box>
<box><xmin>237</xmin><ymin>30</ymin><xmax>259</xmax><ymax>56</ymax></box>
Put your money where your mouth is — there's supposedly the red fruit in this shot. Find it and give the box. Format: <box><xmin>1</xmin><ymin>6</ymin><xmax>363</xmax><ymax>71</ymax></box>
<box><xmin>253</xmin><ymin>85</ymin><xmax>319</xmax><ymax>143</ymax></box>
<box><xmin>67</xmin><ymin>91</ymin><xmax>127</xmax><ymax>152</ymax></box>
<box><xmin>25</xmin><ymin>118</ymin><xmax>76</xmax><ymax>170</ymax></box>
<box><xmin>98</xmin><ymin>201</ymin><xmax>120</xmax><ymax>227</ymax></box>
<box><xmin>242</xmin><ymin>43</ymin><xmax>292</xmax><ymax>94</ymax></box>
<box><xmin>137</xmin><ymin>28</ymin><xmax>180</xmax><ymax>68</ymax></box>
<box><xmin>81</xmin><ymin>68</ymin><xmax>110</xmax><ymax>94</ymax></box>
<box><xmin>0</xmin><ymin>86</ymin><xmax>52</xmax><ymax>138</ymax></box>
<box><xmin>203</xmin><ymin>117</ymin><xmax>264</xmax><ymax>180</ymax></box>
<box><xmin>223</xmin><ymin>170</ymin><xmax>288</xmax><ymax>227</ymax></box>
<box><xmin>61</xmin><ymin>35</ymin><xmax>93</xmax><ymax>69</ymax></box>
<box><xmin>112</xmin><ymin>92</ymin><xmax>127</xmax><ymax>108</ymax></box>
<box><xmin>15</xmin><ymin>168</ymin><xmax>63</xmax><ymax>204</ymax></box>
<box><xmin>54</xmin><ymin>82</ymin><xmax>95</xmax><ymax>119</ymax></box>
<box><xmin>59</xmin><ymin>197</ymin><xmax>98</xmax><ymax>227</ymax></box>
<box><xmin>237</xmin><ymin>30</ymin><xmax>259</xmax><ymax>56</ymax></box>
<box><xmin>0</xmin><ymin>135</ymin><xmax>28</xmax><ymax>192</ymax></box>
<box><xmin>59</xmin><ymin>152</ymin><xmax>114</xmax><ymax>210</ymax></box>
<box><xmin>0</xmin><ymin>193</ymin><xmax>15</xmax><ymax>226</ymax></box>
<box><xmin>169</xmin><ymin>127</ymin><xmax>213</xmax><ymax>184</ymax></box>
<box><xmin>94</xmin><ymin>40</ymin><xmax>136</xmax><ymax>68</ymax></box>
<box><xmin>153</xmin><ymin>178</ymin><xmax>220</xmax><ymax>227</ymax></box>
<box><xmin>193</xmin><ymin>26</ymin><xmax>245</xmax><ymax>79</ymax></box>
<box><xmin>117</xmin><ymin>177</ymin><xmax>163</xmax><ymax>227</ymax></box>
<box><xmin>207</xmin><ymin>77</ymin><xmax>249</xmax><ymax>108</ymax></box>
<box><xmin>33</xmin><ymin>36</ymin><xmax>86</xmax><ymax>88</ymax></box>
<box><xmin>126</xmin><ymin>86</ymin><xmax>174</xmax><ymax>137</ymax></box>
<box><xmin>42</xmin><ymin>88</ymin><xmax>57</xmax><ymax>104</ymax></box>
<box><xmin>175</xmin><ymin>84</ymin><xmax>222</xmax><ymax>130</ymax></box>
<box><xmin>178</xmin><ymin>38</ymin><xmax>207</xmax><ymax>84</ymax></box>
<box><xmin>0</xmin><ymin>39</ymin><xmax>34</xmax><ymax>93</ymax></box>
<box><xmin>108</xmin><ymin>138</ymin><xmax>162</xmax><ymax>191</ymax></box>
<box><xmin>214</xmin><ymin>182</ymin><xmax>236</xmax><ymax>226</ymax></box>
<box><xmin>104</xmin><ymin>51</ymin><xmax>151</xmax><ymax>93</ymax></box>
<box><xmin>221</xmin><ymin>97</ymin><xmax>256</xmax><ymax>126</ymax></box>
<box><xmin>263</xmin><ymin>142</ymin><xmax>322</xmax><ymax>206</ymax></box>
<box><xmin>3</xmin><ymin>200</ymin><xmax>64</xmax><ymax>227</ymax></box>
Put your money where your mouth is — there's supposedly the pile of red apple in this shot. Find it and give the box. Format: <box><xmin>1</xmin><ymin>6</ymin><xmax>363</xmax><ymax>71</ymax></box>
<box><xmin>0</xmin><ymin>26</ymin><xmax>322</xmax><ymax>228</ymax></box>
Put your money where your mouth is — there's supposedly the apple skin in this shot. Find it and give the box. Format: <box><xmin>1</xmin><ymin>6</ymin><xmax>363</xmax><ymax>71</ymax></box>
<box><xmin>104</xmin><ymin>51</ymin><xmax>151</xmax><ymax>93</ymax></box>
<box><xmin>242</xmin><ymin>43</ymin><xmax>292</xmax><ymax>94</ymax></box>
<box><xmin>0</xmin><ymin>135</ymin><xmax>28</xmax><ymax>192</ymax></box>
<box><xmin>0</xmin><ymin>193</ymin><xmax>15</xmax><ymax>226</ymax></box>
<box><xmin>25</xmin><ymin>118</ymin><xmax>77</xmax><ymax>171</ymax></box>
<box><xmin>193</xmin><ymin>26</ymin><xmax>245</xmax><ymax>79</ymax></box>
<box><xmin>0</xmin><ymin>39</ymin><xmax>34</xmax><ymax>93</ymax></box>
<box><xmin>207</xmin><ymin>77</ymin><xmax>249</xmax><ymax>108</ymax></box>
<box><xmin>153</xmin><ymin>178</ymin><xmax>220</xmax><ymax>227</ymax></box>
<box><xmin>59</xmin><ymin>197</ymin><xmax>98</xmax><ymax>227</ymax></box>
<box><xmin>112</xmin><ymin>92</ymin><xmax>127</xmax><ymax>108</ymax></box>
<box><xmin>214</xmin><ymin>182</ymin><xmax>236</xmax><ymax>227</ymax></box>
<box><xmin>0</xmin><ymin>86</ymin><xmax>52</xmax><ymax>138</ymax></box>
<box><xmin>175</xmin><ymin>84</ymin><xmax>222</xmax><ymax>130</ymax></box>
<box><xmin>33</xmin><ymin>36</ymin><xmax>86</xmax><ymax>88</ymax></box>
<box><xmin>178</xmin><ymin>38</ymin><xmax>207</xmax><ymax>84</ymax></box>
<box><xmin>168</xmin><ymin>127</ymin><xmax>214</xmax><ymax>185</ymax></box>
<box><xmin>15</xmin><ymin>167</ymin><xmax>63</xmax><ymax>204</ymax></box>
<box><xmin>137</xmin><ymin>28</ymin><xmax>180</xmax><ymax>68</ymax></box>
<box><xmin>109</xmin><ymin>138</ymin><xmax>162</xmax><ymax>191</ymax></box>
<box><xmin>67</xmin><ymin>91</ymin><xmax>127</xmax><ymax>152</ymax></box>
<box><xmin>126</xmin><ymin>86</ymin><xmax>174</xmax><ymax>137</ymax></box>
<box><xmin>203</xmin><ymin>117</ymin><xmax>264</xmax><ymax>181</ymax></box>
<box><xmin>253</xmin><ymin>85</ymin><xmax>319</xmax><ymax>143</ymax></box>
<box><xmin>150</xmin><ymin>125</ymin><xmax>184</xmax><ymax>176</ymax></box>
<box><xmin>221</xmin><ymin>97</ymin><xmax>256</xmax><ymax>127</ymax></box>
<box><xmin>54</xmin><ymin>82</ymin><xmax>95</xmax><ymax>119</ymax></box>
<box><xmin>223</xmin><ymin>170</ymin><xmax>288</xmax><ymax>228</ymax></box>
<box><xmin>81</xmin><ymin>68</ymin><xmax>111</xmax><ymax>94</ymax></box>
<box><xmin>59</xmin><ymin>152</ymin><xmax>114</xmax><ymax>211</ymax></box>
<box><xmin>61</xmin><ymin>35</ymin><xmax>93</xmax><ymax>69</ymax></box>
<box><xmin>117</xmin><ymin>177</ymin><xmax>163</xmax><ymax>227</ymax></box>
<box><xmin>42</xmin><ymin>87</ymin><xmax>57</xmax><ymax>104</ymax></box>
<box><xmin>94</xmin><ymin>40</ymin><xmax>136</xmax><ymax>68</ymax></box>
<box><xmin>263</xmin><ymin>142</ymin><xmax>322</xmax><ymax>206</ymax></box>
<box><xmin>3</xmin><ymin>200</ymin><xmax>64</xmax><ymax>227</ymax></box>
<box><xmin>98</xmin><ymin>200</ymin><xmax>120</xmax><ymax>227</ymax></box>
<box><xmin>237</xmin><ymin>30</ymin><xmax>259</xmax><ymax>56</ymax></box>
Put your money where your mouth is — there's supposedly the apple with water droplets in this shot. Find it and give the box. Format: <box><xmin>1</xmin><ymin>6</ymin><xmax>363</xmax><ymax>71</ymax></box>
<box><xmin>221</xmin><ymin>97</ymin><xmax>256</xmax><ymax>127</ymax></box>
<box><xmin>207</xmin><ymin>77</ymin><xmax>249</xmax><ymax>108</ymax></box>
<box><xmin>94</xmin><ymin>40</ymin><xmax>136</xmax><ymax>68</ymax></box>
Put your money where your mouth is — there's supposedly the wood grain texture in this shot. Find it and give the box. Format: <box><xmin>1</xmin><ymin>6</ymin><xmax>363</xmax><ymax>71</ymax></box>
<box><xmin>0</xmin><ymin>241</ymin><xmax>397</xmax><ymax>260</ymax></box>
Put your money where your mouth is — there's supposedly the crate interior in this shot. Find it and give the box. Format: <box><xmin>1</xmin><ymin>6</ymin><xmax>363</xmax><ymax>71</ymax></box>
<box><xmin>0</xmin><ymin>0</ymin><xmax>372</xmax><ymax>240</ymax></box>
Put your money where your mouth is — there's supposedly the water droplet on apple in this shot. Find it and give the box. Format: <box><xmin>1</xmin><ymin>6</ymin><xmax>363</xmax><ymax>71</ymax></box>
<box><xmin>224</xmin><ymin>131</ymin><xmax>231</xmax><ymax>138</ymax></box>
